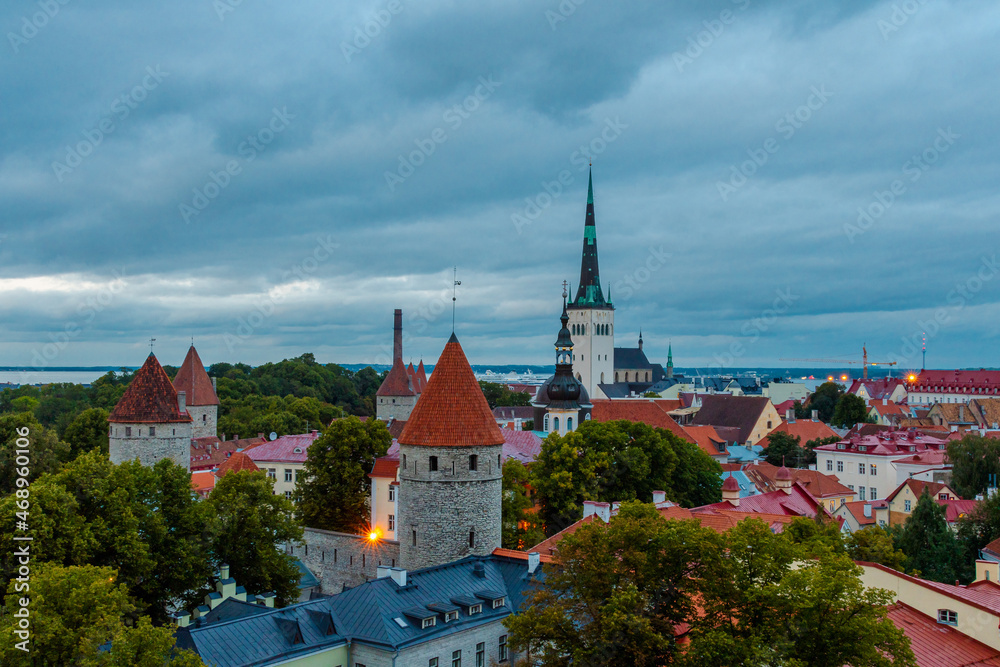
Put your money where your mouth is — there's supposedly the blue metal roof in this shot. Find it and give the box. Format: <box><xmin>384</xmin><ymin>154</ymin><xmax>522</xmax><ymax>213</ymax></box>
<box><xmin>293</xmin><ymin>557</ymin><xmax>320</xmax><ymax>590</ymax></box>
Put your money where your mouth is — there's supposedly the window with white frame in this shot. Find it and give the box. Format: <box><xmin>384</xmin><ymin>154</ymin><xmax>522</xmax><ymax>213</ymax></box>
<box><xmin>388</xmin><ymin>514</ymin><xmax>395</xmax><ymax>530</ymax></box>
<box><xmin>826</xmin><ymin>460</ymin><xmax>833</xmax><ymax>471</ymax></box>
<box><xmin>422</xmin><ymin>617</ymin><xmax>435</xmax><ymax>629</ymax></box>
<box><xmin>268</xmin><ymin>468</ymin><xmax>276</xmax><ymax>480</ymax></box>
<box><xmin>870</xmin><ymin>487</ymin><xmax>877</xmax><ymax>500</ymax></box>
<box><xmin>492</xmin><ymin>597</ymin><xmax>506</xmax><ymax>608</ymax></box>
<box><xmin>859</xmin><ymin>487</ymin><xmax>866</xmax><ymax>501</ymax></box>
<box><xmin>904</xmin><ymin>500</ymin><xmax>911</xmax><ymax>512</ymax></box>
<box><xmin>937</xmin><ymin>609</ymin><xmax>957</xmax><ymax>625</ymax></box>
<box><xmin>870</xmin><ymin>464</ymin><xmax>877</xmax><ymax>476</ymax></box>
<box><xmin>388</xmin><ymin>486</ymin><xmax>395</xmax><ymax>502</ymax></box>
<box><xmin>837</xmin><ymin>461</ymin><xmax>844</xmax><ymax>472</ymax></box>
<box><xmin>859</xmin><ymin>463</ymin><xmax>866</xmax><ymax>475</ymax></box>
<box><xmin>452</xmin><ymin>650</ymin><xmax>461</xmax><ymax>667</ymax></box>
<box><xmin>284</xmin><ymin>469</ymin><xmax>293</xmax><ymax>482</ymax></box>
<box><xmin>469</xmin><ymin>604</ymin><xmax>482</xmax><ymax>615</ymax></box>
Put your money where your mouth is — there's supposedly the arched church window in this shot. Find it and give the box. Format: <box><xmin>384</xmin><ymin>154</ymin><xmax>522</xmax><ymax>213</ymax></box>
<box><xmin>600</xmin><ymin>373</ymin><xmax>604</xmax><ymax>383</ymax></box>
<box><xmin>553</xmin><ymin>417</ymin><xmax>560</xmax><ymax>432</ymax></box>
<box><xmin>543</xmin><ymin>414</ymin><xmax>550</xmax><ymax>431</ymax></box>
<box><xmin>615</xmin><ymin>373</ymin><xmax>619</xmax><ymax>382</ymax></box>
<box><xmin>567</xmin><ymin>418</ymin><xmax>573</xmax><ymax>431</ymax></box>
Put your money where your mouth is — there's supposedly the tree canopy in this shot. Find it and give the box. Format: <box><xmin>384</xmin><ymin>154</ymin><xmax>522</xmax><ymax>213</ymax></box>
<box><xmin>947</xmin><ymin>433</ymin><xmax>1000</xmax><ymax>499</ymax></box>
<box><xmin>478</xmin><ymin>381</ymin><xmax>532</xmax><ymax>409</ymax></box>
<box><xmin>530</xmin><ymin>420</ymin><xmax>722</xmax><ymax>536</ymax></box>
<box><xmin>761</xmin><ymin>431</ymin><xmax>803</xmax><ymax>468</ymax></box>
<box><xmin>506</xmin><ymin>502</ymin><xmax>915</xmax><ymax>667</ymax></box>
<box><xmin>295</xmin><ymin>416</ymin><xmax>391</xmax><ymax>533</ymax></box>
<box><xmin>896</xmin><ymin>489</ymin><xmax>968</xmax><ymax>584</ymax></box>
<box><xmin>831</xmin><ymin>393</ymin><xmax>873</xmax><ymax>428</ymax></box>
<box><xmin>807</xmin><ymin>382</ymin><xmax>844</xmax><ymax>423</ymax></box>
<box><xmin>501</xmin><ymin>460</ymin><xmax>544</xmax><ymax>550</ymax></box>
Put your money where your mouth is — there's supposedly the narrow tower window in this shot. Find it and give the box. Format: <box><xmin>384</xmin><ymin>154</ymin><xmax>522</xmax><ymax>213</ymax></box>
<box><xmin>469</xmin><ymin>454</ymin><xmax>478</xmax><ymax>471</ymax></box>
<box><xmin>469</xmin><ymin>530</ymin><xmax>475</xmax><ymax>548</ymax></box>
<box><xmin>429</xmin><ymin>456</ymin><xmax>438</xmax><ymax>471</ymax></box>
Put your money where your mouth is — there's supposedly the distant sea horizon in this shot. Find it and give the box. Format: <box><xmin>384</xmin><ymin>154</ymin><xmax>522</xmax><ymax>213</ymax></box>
<box><xmin>0</xmin><ymin>364</ymin><xmax>926</xmax><ymax>387</ymax></box>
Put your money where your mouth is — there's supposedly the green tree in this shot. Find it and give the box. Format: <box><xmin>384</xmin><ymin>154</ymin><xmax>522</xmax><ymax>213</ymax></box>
<box><xmin>896</xmin><ymin>489</ymin><xmax>967</xmax><ymax>583</ymax></box>
<box><xmin>0</xmin><ymin>564</ymin><xmax>203</xmax><ymax>666</ymax></box>
<box><xmin>831</xmin><ymin>393</ymin><xmax>873</xmax><ymax>428</ymax></box>
<box><xmin>295</xmin><ymin>416</ymin><xmax>391</xmax><ymax>533</ymax></box>
<box><xmin>208</xmin><ymin>470</ymin><xmax>304</xmax><ymax>606</ymax></box>
<box><xmin>845</xmin><ymin>526</ymin><xmax>907</xmax><ymax>571</ymax></box>
<box><xmin>9</xmin><ymin>396</ymin><xmax>39</xmax><ymax>414</ymax></box>
<box><xmin>808</xmin><ymin>382</ymin><xmax>844</xmax><ymax>423</ymax></box>
<box><xmin>63</xmin><ymin>407</ymin><xmax>111</xmax><ymax>458</ymax></box>
<box><xmin>478</xmin><ymin>381</ymin><xmax>531</xmax><ymax>409</ymax></box>
<box><xmin>0</xmin><ymin>413</ymin><xmax>71</xmax><ymax>495</ymax></box>
<box><xmin>0</xmin><ymin>452</ymin><xmax>214</xmax><ymax>621</ymax></box>
<box><xmin>506</xmin><ymin>502</ymin><xmax>722</xmax><ymax>666</ymax></box>
<box><xmin>501</xmin><ymin>460</ymin><xmax>544</xmax><ymax>550</ymax></box>
<box><xmin>782</xmin><ymin>515</ymin><xmax>846</xmax><ymax>556</ymax></box>
<box><xmin>761</xmin><ymin>431</ymin><xmax>803</xmax><ymax>467</ymax></box>
<box><xmin>947</xmin><ymin>433</ymin><xmax>1000</xmax><ymax>499</ymax></box>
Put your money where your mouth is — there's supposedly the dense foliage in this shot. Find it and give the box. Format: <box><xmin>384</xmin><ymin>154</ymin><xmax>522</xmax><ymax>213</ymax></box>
<box><xmin>806</xmin><ymin>382</ymin><xmax>844</xmax><ymax>423</ymax></box>
<box><xmin>478</xmin><ymin>381</ymin><xmax>532</xmax><ymax>409</ymax></box>
<box><xmin>295</xmin><ymin>416</ymin><xmax>392</xmax><ymax>533</ymax></box>
<box><xmin>948</xmin><ymin>433</ymin><xmax>1000</xmax><ymax>499</ymax></box>
<box><xmin>831</xmin><ymin>393</ymin><xmax>874</xmax><ymax>428</ymax></box>
<box><xmin>506</xmin><ymin>503</ymin><xmax>915</xmax><ymax>667</ymax></box>
<box><xmin>501</xmin><ymin>460</ymin><xmax>544</xmax><ymax>550</ymax></box>
<box><xmin>531</xmin><ymin>420</ymin><xmax>722</xmax><ymax>535</ymax></box>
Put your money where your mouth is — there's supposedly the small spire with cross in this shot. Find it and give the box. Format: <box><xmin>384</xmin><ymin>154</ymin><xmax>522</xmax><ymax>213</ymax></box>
<box><xmin>451</xmin><ymin>267</ymin><xmax>461</xmax><ymax>333</ymax></box>
<box><xmin>149</xmin><ymin>337</ymin><xmax>156</xmax><ymax>355</ymax></box>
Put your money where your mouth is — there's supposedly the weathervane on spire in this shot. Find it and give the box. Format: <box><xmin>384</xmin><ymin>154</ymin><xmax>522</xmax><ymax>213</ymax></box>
<box><xmin>451</xmin><ymin>267</ymin><xmax>461</xmax><ymax>332</ymax></box>
<box><xmin>562</xmin><ymin>280</ymin><xmax>568</xmax><ymax>299</ymax></box>
<box><xmin>149</xmin><ymin>337</ymin><xmax>156</xmax><ymax>354</ymax></box>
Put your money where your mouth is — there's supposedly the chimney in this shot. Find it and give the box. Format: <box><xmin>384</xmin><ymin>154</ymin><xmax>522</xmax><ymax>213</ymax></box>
<box><xmin>258</xmin><ymin>433</ymin><xmax>265</xmax><ymax>439</ymax></box>
<box><xmin>595</xmin><ymin>502</ymin><xmax>611</xmax><ymax>523</ymax></box>
<box><xmin>959</xmin><ymin>405</ymin><xmax>965</xmax><ymax>422</ymax></box>
<box><xmin>389</xmin><ymin>567</ymin><xmax>407</xmax><ymax>587</ymax></box>
<box><xmin>173</xmin><ymin>611</ymin><xmax>191</xmax><ymax>628</ymax></box>
<box><xmin>376</xmin><ymin>565</ymin><xmax>391</xmax><ymax>579</ymax></box>
<box><xmin>212</xmin><ymin>377</ymin><xmax>217</xmax><ymax>391</ymax></box>
<box><xmin>863</xmin><ymin>504</ymin><xmax>872</xmax><ymax>518</ymax></box>
<box><xmin>811</xmin><ymin>410</ymin><xmax>819</xmax><ymax>421</ymax></box>
<box><xmin>652</xmin><ymin>490</ymin><xmax>666</xmax><ymax>504</ymax></box>
<box><xmin>177</xmin><ymin>391</ymin><xmax>186</xmax><ymax>414</ymax></box>
<box><xmin>473</xmin><ymin>562</ymin><xmax>486</xmax><ymax>579</ymax></box>
<box><xmin>582</xmin><ymin>500</ymin><xmax>598</xmax><ymax>519</ymax></box>
<box><xmin>311</xmin><ymin>430</ymin><xmax>318</xmax><ymax>437</ymax></box>
<box><xmin>261</xmin><ymin>592</ymin><xmax>275</xmax><ymax>608</ymax></box>
<box><xmin>786</xmin><ymin>409</ymin><xmax>795</xmax><ymax>423</ymax></box>
<box><xmin>220</xmin><ymin>563</ymin><xmax>230</xmax><ymax>580</ymax></box>
<box><xmin>393</xmin><ymin>309</ymin><xmax>403</xmax><ymax>362</ymax></box>
<box><xmin>527</xmin><ymin>552</ymin><xmax>541</xmax><ymax>574</ymax></box>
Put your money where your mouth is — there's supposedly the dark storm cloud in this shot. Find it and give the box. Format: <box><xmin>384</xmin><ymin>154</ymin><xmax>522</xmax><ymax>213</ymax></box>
<box><xmin>0</xmin><ymin>0</ymin><xmax>998</xmax><ymax>369</ymax></box>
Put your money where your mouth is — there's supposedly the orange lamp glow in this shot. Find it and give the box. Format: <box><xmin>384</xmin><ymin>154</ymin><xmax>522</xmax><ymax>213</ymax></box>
<box><xmin>827</xmin><ymin>376</ymin><xmax>834</xmax><ymax>381</ymax></box>
<box><xmin>908</xmin><ymin>374</ymin><xmax>916</xmax><ymax>382</ymax></box>
<box><xmin>841</xmin><ymin>374</ymin><xmax>848</xmax><ymax>381</ymax></box>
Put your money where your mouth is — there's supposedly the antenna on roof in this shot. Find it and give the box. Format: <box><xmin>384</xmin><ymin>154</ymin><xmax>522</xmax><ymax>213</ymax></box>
<box><xmin>451</xmin><ymin>267</ymin><xmax>461</xmax><ymax>333</ymax></box>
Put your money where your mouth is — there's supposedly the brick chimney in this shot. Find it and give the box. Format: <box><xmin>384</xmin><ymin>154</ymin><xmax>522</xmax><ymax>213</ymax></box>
<box><xmin>393</xmin><ymin>308</ymin><xmax>403</xmax><ymax>362</ymax></box>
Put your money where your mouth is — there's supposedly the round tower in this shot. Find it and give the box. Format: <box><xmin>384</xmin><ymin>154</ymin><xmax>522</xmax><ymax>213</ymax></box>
<box><xmin>172</xmin><ymin>344</ymin><xmax>219</xmax><ymax>439</ymax></box>
<box><xmin>397</xmin><ymin>333</ymin><xmax>504</xmax><ymax>571</ymax></box>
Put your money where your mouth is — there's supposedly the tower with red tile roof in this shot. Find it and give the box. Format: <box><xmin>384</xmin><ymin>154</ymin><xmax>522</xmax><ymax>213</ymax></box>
<box><xmin>376</xmin><ymin>309</ymin><xmax>421</xmax><ymax>422</ymax></box>
<box><xmin>173</xmin><ymin>344</ymin><xmax>219</xmax><ymax>439</ymax></box>
<box><xmin>397</xmin><ymin>333</ymin><xmax>504</xmax><ymax>571</ymax></box>
<box><xmin>109</xmin><ymin>354</ymin><xmax>193</xmax><ymax>471</ymax></box>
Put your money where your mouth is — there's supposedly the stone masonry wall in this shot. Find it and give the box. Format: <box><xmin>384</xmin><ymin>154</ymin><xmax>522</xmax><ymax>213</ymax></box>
<box><xmin>398</xmin><ymin>444</ymin><xmax>503</xmax><ymax>571</ymax></box>
<box><xmin>109</xmin><ymin>422</ymin><xmax>192</xmax><ymax>471</ymax></box>
<box><xmin>187</xmin><ymin>404</ymin><xmax>218</xmax><ymax>439</ymax></box>
<box><xmin>376</xmin><ymin>395</ymin><xmax>417</xmax><ymax>422</ymax></box>
<box><xmin>296</xmin><ymin>529</ymin><xmax>401</xmax><ymax>594</ymax></box>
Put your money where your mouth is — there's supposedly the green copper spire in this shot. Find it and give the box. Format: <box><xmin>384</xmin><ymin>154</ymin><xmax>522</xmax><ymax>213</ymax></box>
<box><xmin>573</xmin><ymin>166</ymin><xmax>610</xmax><ymax>309</ymax></box>
<box><xmin>667</xmin><ymin>342</ymin><xmax>674</xmax><ymax>379</ymax></box>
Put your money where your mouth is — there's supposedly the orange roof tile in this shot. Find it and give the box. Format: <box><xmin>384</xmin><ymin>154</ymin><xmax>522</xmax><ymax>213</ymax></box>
<box><xmin>376</xmin><ymin>358</ymin><xmax>417</xmax><ymax>397</ymax></box>
<box><xmin>172</xmin><ymin>345</ymin><xmax>219</xmax><ymax>406</ymax></box>
<box><xmin>491</xmin><ymin>548</ymin><xmax>555</xmax><ymax>564</ymax></box>
<box><xmin>771</xmin><ymin>419</ymin><xmax>839</xmax><ymax>443</ymax></box>
<box><xmin>191</xmin><ymin>470</ymin><xmax>216</xmax><ymax>495</ymax></box>
<box><xmin>109</xmin><ymin>354</ymin><xmax>192</xmax><ymax>424</ymax></box>
<box><xmin>885</xmin><ymin>479</ymin><xmax>955</xmax><ymax>503</ymax></box>
<box><xmin>745</xmin><ymin>462</ymin><xmax>853</xmax><ymax>499</ymax></box>
<box><xmin>214</xmin><ymin>451</ymin><xmax>260</xmax><ymax>478</ymax></box>
<box><xmin>590</xmin><ymin>399</ymin><xmax>695</xmax><ymax>443</ymax></box>
<box><xmin>397</xmin><ymin>334</ymin><xmax>505</xmax><ymax>448</ymax></box>
<box><xmin>369</xmin><ymin>456</ymin><xmax>400</xmax><ymax>479</ymax></box>
<box><xmin>684</xmin><ymin>425</ymin><xmax>729</xmax><ymax>457</ymax></box>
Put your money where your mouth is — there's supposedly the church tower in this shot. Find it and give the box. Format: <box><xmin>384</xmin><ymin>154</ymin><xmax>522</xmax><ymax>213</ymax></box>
<box><xmin>532</xmin><ymin>293</ymin><xmax>592</xmax><ymax>434</ymax></box>
<box><xmin>567</xmin><ymin>168</ymin><xmax>614</xmax><ymax>399</ymax></box>
<box><xmin>172</xmin><ymin>345</ymin><xmax>218</xmax><ymax>439</ymax></box>
<box><xmin>396</xmin><ymin>333</ymin><xmax>504</xmax><ymax>571</ymax></box>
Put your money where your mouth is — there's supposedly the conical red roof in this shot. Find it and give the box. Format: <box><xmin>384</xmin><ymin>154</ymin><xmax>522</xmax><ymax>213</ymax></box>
<box><xmin>109</xmin><ymin>354</ymin><xmax>193</xmax><ymax>424</ymax></box>
<box><xmin>173</xmin><ymin>345</ymin><xmax>219</xmax><ymax>406</ymax></box>
<box><xmin>417</xmin><ymin>360</ymin><xmax>428</xmax><ymax>390</ymax></box>
<box><xmin>214</xmin><ymin>451</ymin><xmax>260</xmax><ymax>478</ymax></box>
<box><xmin>377</xmin><ymin>358</ymin><xmax>416</xmax><ymax>397</ymax></box>
<box><xmin>398</xmin><ymin>334</ymin><xmax>504</xmax><ymax>447</ymax></box>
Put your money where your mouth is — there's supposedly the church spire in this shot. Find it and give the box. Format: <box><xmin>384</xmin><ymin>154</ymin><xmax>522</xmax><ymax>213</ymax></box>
<box><xmin>667</xmin><ymin>342</ymin><xmax>674</xmax><ymax>379</ymax></box>
<box><xmin>573</xmin><ymin>167</ymin><xmax>609</xmax><ymax>309</ymax></box>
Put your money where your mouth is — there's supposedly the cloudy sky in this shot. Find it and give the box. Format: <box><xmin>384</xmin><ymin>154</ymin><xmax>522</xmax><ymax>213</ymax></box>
<box><xmin>1</xmin><ymin>0</ymin><xmax>998</xmax><ymax>372</ymax></box>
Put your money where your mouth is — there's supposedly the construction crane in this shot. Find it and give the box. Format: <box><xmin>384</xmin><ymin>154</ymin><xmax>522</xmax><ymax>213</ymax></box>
<box><xmin>779</xmin><ymin>346</ymin><xmax>897</xmax><ymax>380</ymax></box>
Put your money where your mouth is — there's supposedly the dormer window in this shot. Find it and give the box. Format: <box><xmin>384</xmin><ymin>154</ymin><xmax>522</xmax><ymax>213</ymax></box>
<box><xmin>492</xmin><ymin>597</ymin><xmax>506</xmax><ymax>609</ymax></box>
<box><xmin>422</xmin><ymin>617</ymin><xmax>436</xmax><ymax>629</ymax></box>
<box><xmin>937</xmin><ymin>609</ymin><xmax>957</xmax><ymax>626</ymax></box>
<box><xmin>444</xmin><ymin>611</ymin><xmax>458</xmax><ymax>622</ymax></box>
<box><xmin>469</xmin><ymin>604</ymin><xmax>482</xmax><ymax>615</ymax></box>
<box><xmin>293</xmin><ymin>447</ymin><xmax>302</xmax><ymax>454</ymax></box>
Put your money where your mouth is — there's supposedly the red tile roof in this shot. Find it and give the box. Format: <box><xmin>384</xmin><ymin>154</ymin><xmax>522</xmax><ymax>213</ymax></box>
<box><xmin>376</xmin><ymin>358</ymin><xmax>417</xmax><ymax>397</ymax></box>
<box><xmin>172</xmin><ymin>345</ymin><xmax>219</xmax><ymax>406</ymax></box>
<box><xmin>386</xmin><ymin>428</ymin><xmax>542</xmax><ymax>465</ymax></box>
<box><xmin>369</xmin><ymin>456</ymin><xmax>400</xmax><ymax>479</ymax></box>
<box><xmin>886</xmin><ymin>602</ymin><xmax>1000</xmax><ymax>666</ymax></box>
<box><xmin>109</xmin><ymin>354</ymin><xmax>192</xmax><ymax>424</ymax></box>
<box><xmin>590</xmin><ymin>399</ymin><xmax>695</xmax><ymax>443</ymax></box>
<box><xmin>745</xmin><ymin>462</ymin><xmax>853</xmax><ymax>499</ymax></box>
<box><xmin>684</xmin><ymin>425</ymin><xmax>729</xmax><ymax>457</ymax></box>
<box><xmin>861</xmin><ymin>561</ymin><xmax>1000</xmax><ymax>617</ymax></box>
<box><xmin>937</xmin><ymin>498</ymin><xmax>980</xmax><ymax>523</ymax></box>
<box><xmin>885</xmin><ymin>479</ymin><xmax>956</xmax><ymax>503</ymax></box>
<box><xmin>848</xmin><ymin>378</ymin><xmax>905</xmax><ymax>400</ymax></box>
<box><xmin>189</xmin><ymin>435</ymin><xmax>267</xmax><ymax>471</ymax></box>
<box><xmin>215</xmin><ymin>451</ymin><xmax>260</xmax><ymax>477</ymax></box>
<box><xmin>417</xmin><ymin>361</ymin><xmax>428</xmax><ymax>391</ymax></box>
<box><xmin>491</xmin><ymin>548</ymin><xmax>555</xmax><ymax>564</ymax></box>
<box><xmin>892</xmin><ymin>449</ymin><xmax>949</xmax><ymax>466</ymax></box>
<box><xmin>985</xmin><ymin>536</ymin><xmax>1000</xmax><ymax>559</ymax></box>
<box><xmin>771</xmin><ymin>419</ymin><xmax>839</xmax><ymax>443</ymax></box>
<box><xmin>244</xmin><ymin>431</ymin><xmax>321</xmax><ymax>464</ymax></box>
<box><xmin>910</xmin><ymin>369</ymin><xmax>1000</xmax><ymax>396</ymax></box>
<box><xmin>815</xmin><ymin>429</ymin><xmax>948</xmax><ymax>458</ymax></box>
<box><xmin>839</xmin><ymin>500</ymin><xmax>886</xmax><ymax>526</ymax></box>
<box><xmin>869</xmin><ymin>400</ymin><xmax>907</xmax><ymax>418</ymax></box>
<box><xmin>385</xmin><ymin>418</ymin><xmax>407</xmax><ymax>439</ymax></box>
<box><xmin>398</xmin><ymin>335</ymin><xmax>505</xmax><ymax>448</ymax></box>
<box><xmin>191</xmin><ymin>470</ymin><xmax>216</xmax><ymax>496</ymax></box>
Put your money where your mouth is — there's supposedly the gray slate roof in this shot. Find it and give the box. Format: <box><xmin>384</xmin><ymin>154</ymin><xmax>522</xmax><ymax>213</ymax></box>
<box><xmin>176</xmin><ymin>554</ymin><xmax>542</xmax><ymax>667</ymax></box>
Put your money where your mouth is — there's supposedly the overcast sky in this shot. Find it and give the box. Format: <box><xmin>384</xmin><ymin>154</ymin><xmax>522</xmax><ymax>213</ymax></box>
<box><xmin>1</xmin><ymin>0</ymin><xmax>998</xmax><ymax>372</ymax></box>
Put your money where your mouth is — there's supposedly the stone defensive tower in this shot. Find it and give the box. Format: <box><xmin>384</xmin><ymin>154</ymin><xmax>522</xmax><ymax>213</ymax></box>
<box><xmin>109</xmin><ymin>354</ymin><xmax>193</xmax><ymax>471</ymax></box>
<box><xmin>376</xmin><ymin>309</ymin><xmax>422</xmax><ymax>422</ymax></box>
<box><xmin>172</xmin><ymin>344</ymin><xmax>219</xmax><ymax>439</ymax></box>
<box><xmin>396</xmin><ymin>333</ymin><xmax>504</xmax><ymax>571</ymax></box>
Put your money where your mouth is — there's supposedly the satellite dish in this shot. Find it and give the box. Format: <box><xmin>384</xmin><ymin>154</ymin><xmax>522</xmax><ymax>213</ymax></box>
<box><xmin>269</xmin><ymin>432</ymin><xmax>278</xmax><ymax>441</ymax></box>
